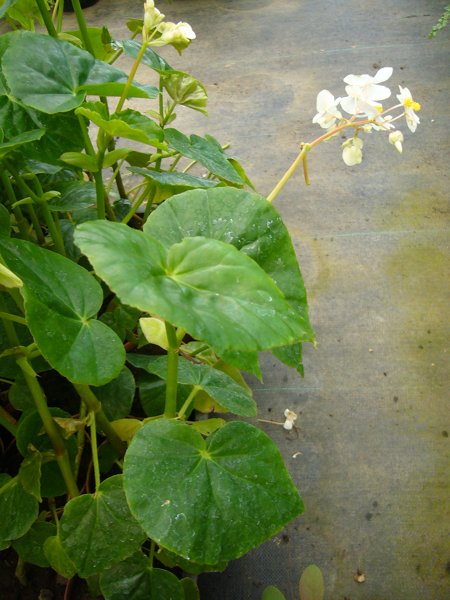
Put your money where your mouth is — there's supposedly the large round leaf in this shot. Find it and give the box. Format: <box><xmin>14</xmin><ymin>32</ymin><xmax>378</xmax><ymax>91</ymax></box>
<box><xmin>75</xmin><ymin>221</ymin><xmax>305</xmax><ymax>355</ymax></box>
<box><xmin>100</xmin><ymin>552</ymin><xmax>184</xmax><ymax>600</ymax></box>
<box><xmin>144</xmin><ymin>188</ymin><xmax>315</xmax><ymax>372</ymax></box>
<box><xmin>123</xmin><ymin>420</ymin><xmax>304</xmax><ymax>565</ymax></box>
<box><xmin>59</xmin><ymin>475</ymin><xmax>147</xmax><ymax>577</ymax></box>
<box><xmin>0</xmin><ymin>237</ymin><xmax>125</xmax><ymax>385</ymax></box>
<box><xmin>2</xmin><ymin>32</ymin><xmax>156</xmax><ymax>114</ymax></box>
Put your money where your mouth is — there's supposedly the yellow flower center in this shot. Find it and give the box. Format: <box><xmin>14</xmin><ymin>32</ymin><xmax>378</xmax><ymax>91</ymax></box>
<box><xmin>413</xmin><ymin>101</ymin><xmax>421</xmax><ymax>112</ymax></box>
<box><xmin>404</xmin><ymin>97</ymin><xmax>414</xmax><ymax>108</ymax></box>
<box><xmin>376</xmin><ymin>105</ymin><xmax>383</xmax><ymax>113</ymax></box>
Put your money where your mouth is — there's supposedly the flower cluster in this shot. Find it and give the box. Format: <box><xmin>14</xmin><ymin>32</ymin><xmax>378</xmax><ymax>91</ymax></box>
<box><xmin>143</xmin><ymin>0</ymin><xmax>195</xmax><ymax>53</ymax></box>
<box><xmin>312</xmin><ymin>67</ymin><xmax>421</xmax><ymax>165</ymax></box>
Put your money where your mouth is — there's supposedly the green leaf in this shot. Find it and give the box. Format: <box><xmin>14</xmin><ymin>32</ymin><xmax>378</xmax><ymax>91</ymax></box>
<box><xmin>100</xmin><ymin>552</ymin><xmax>184</xmax><ymax>600</ymax></box>
<box><xmin>161</xmin><ymin>70</ymin><xmax>208</xmax><ymax>115</ymax></box>
<box><xmin>60</xmin><ymin>475</ymin><xmax>147</xmax><ymax>577</ymax></box>
<box><xmin>157</xmin><ymin>547</ymin><xmax>228</xmax><ymax>575</ymax></box>
<box><xmin>16</xmin><ymin>407</ymin><xmax>76</xmax><ymax>497</ymax></box>
<box><xmin>180</xmin><ymin>577</ymin><xmax>200</xmax><ymax>600</ymax></box>
<box><xmin>140</xmin><ymin>355</ymin><xmax>256</xmax><ymax>417</ymax></box>
<box><xmin>76</xmin><ymin>105</ymin><xmax>164</xmax><ymax>147</ymax></box>
<box><xmin>120</xmin><ymin>39</ymin><xmax>172</xmax><ymax>72</ymax></box>
<box><xmin>144</xmin><ymin>187</ymin><xmax>315</xmax><ymax>370</ymax></box>
<box><xmin>12</xmin><ymin>520</ymin><xmax>56</xmax><ymax>568</ymax></box>
<box><xmin>2</xmin><ymin>32</ymin><xmax>156</xmax><ymax>115</ymax></box>
<box><xmin>75</xmin><ymin>221</ymin><xmax>306</xmax><ymax>355</ymax></box>
<box><xmin>262</xmin><ymin>586</ymin><xmax>287</xmax><ymax>600</ymax></box>
<box><xmin>18</xmin><ymin>447</ymin><xmax>42</xmax><ymax>502</ymax></box>
<box><xmin>164</xmin><ymin>129</ymin><xmax>243</xmax><ymax>184</ymax></box>
<box><xmin>0</xmin><ymin>129</ymin><xmax>45</xmax><ymax>159</ymax></box>
<box><xmin>0</xmin><ymin>0</ymin><xmax>18</xmax><ymax>19</ymax></box>
<box><xmin>299</xmin><ymin>565</ymin><xmax>325</xmax><ymax>600</ymax></box>
<box><xmin>64</xmin><ymin>27</ymin><xmax>115</xmax><ymax>61</ymax></box>
<box><xmin>47</xmin><ymin>180</ymin><xmax>97</xmax><ymax>212</ymax></box>
<box><xmin>0</xmin><ymin>237</ymin><xmax>125</xmax><ymax>385</ymax></box>
<box><xmin>0</xmin><ymin>0</ymin><xmax>44</xmax><ymax>28</ymax></box>
<box><xmin>94</xmin><ymin>366</ymin><xmax>135</xmax><ymax>421</ymax></box>
<box><xmin>43</xmin><ymin>534</ymin><xmax>77</xmax><ymax>578</ymax></box>
<box><xmin>129</xmin><ymin>167</ymin><xmax>218</xmax><ymax>189</ymax></box>
<box><xmin>0</xmin><ymin>475</ymin><xmax>38</xmax><ymax>542</ymax></box>
<box><xmin>59</xmin><ymin>151</ymin><xmax>99</xmax><ymax>171</ymax></box>
<box><xmin>124</xmin><ymin>420</ymin><xmax>304</xmax><ymax>565</ymax></box>
<box><xmin>188</xmin><ymin>418</ymin><xmax>226</xmax><ymax>437</ymax></box>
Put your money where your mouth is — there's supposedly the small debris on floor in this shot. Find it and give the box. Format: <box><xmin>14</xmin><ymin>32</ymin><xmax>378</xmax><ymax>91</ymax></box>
<box><xmin>353</xmin><ymin>570</ymin><xmax>366</xmax><ymax>583</ymax></box>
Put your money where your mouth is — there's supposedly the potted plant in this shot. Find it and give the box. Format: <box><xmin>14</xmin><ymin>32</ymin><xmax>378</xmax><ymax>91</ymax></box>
<box><xmin>0</xmin><ymin>1</ymin><xmax>420</xmax><ymax>597</ymax></box>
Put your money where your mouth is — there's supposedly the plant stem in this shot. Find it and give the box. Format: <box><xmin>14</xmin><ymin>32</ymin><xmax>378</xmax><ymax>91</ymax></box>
<box><xmin>164</xmin><ymin>321</ymin><xmax>179</xmax><ymax>418</ymax></box>
<box><xmin>0</xmin><ymin>406</ymin><xmax>16</xmax><ymax>436</ymax></box>
<box><xmin>70</xmin><ymin>0</ymin><xmax>95</xmax><ymax>55</ymax></box>
<box><xmin>0</xmin><ymin>171</ymin><xmax>30</xmax><ymax>240</ymax></box>
<box><xmin>74</xmin><ymin>401</ymin><xmax>86</xmax><ymax>480</ymax></box>
<box><xmin>16</xmin><ymin>357</ymin><xmax>80</xmax><ymax>498</ymax></box>
<box><xmin>89</xmin><ymin>412</ymin><xmax>101</xmax><ymax>491</ymax></box>
<box><xmin>0</xmin><ymin>311</ymin><xmax>26</xmax><ymax>325</ymax></box>
<box><xmin>74</xmin><ymin>384</ymin><xmax>126</xmax><ymax>457</ymax></box>
<box><xmin>177</xmin><ymin>385</ymin><xmax>201</xmax><ymax>419</ymax></box>
<box><xmin>115</xmin><ymin>41</ymin><xmax>148</xmax><ymax>113</ymax></box>
<box><xmin>40</xmin><ymin>201</ymin><xmax>66</xmax><ymax>256</ymax></box>
<box><xmin>35</xmin><ymin>0</ymin><xmax>57</xmax><ymax>37</ymax></box>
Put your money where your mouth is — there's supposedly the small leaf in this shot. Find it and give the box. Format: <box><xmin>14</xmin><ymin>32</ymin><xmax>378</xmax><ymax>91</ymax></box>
<box><xmin>0</xmin><ymin>475</ymin><xmax>38</xmax><ymax>542</ymax></box>
<box><xmin>12</xmin><ymin>520</ymin><xmax>56</xmax><ymax>568</ymax></box>
<box><xmin>129</xmin><ymin>167</ymin><xmax>218</xmax><ymax>190</ymax></box>
<box><xmin>60</xmin><ymin>475</ymin><xmax>147</xmax><ymax>577</ymax></box>
<box><xmin>43</xmin><ymin>534</ymin><xmax>77</xmax><ymax>578</ymax></box>
<box><xmin>59</xmin><ymin>151</ymin><xmax>99</xmax><ymax>171</ymax></box>
<box><xmin>188</xmin><ymin>418</ymin><xmax>226</xmax><ymax>437</ymax></box>
<box><xmin>164</xmin><ymin>129</ymin><xmax>243</xmax><ymax>184</ymax></box>
<box><xmin>111</xmin><ymin>419</ymin><xmax>143</xmax><ymax>443</ymax></box>
<box><xmin>142</xmin><ymin>355</ymin><xmax>257</xmax><ymax>417</ymax></box>
<box><xmin>120</xmin><ymin>39</ymin><xmax>172</xmax><ymax>72</ymax></box>
<box><xmin>299</xmin><ymin>565</ymin><xmax>325</xmax><ymax>600</ymax></box>
<box><xmin>100</xmin><ymin>552</ymin><xmax>184</xmax><ymax>600</ymax></box>
<box><xmin>161</xmin><ymin>70</ymin><xmax>208</xmax><ymax>114</ymax></box>
<box><xmin>123</xmin><ymin>420</ymin><xmax>304</xmax><ymax>565</ymax></box>
<box><xmin>180</xmin><ymin>577</ymin><xmax>200</xmax><ymax>600</ymax></box>
<box><xmin>262</xmin><ymin>586</ymin><xmax>287</xmax><ymax>600</ymax></box>
<box><xmin>18</xmin><ymin>447</ymin><xmax>42</xmax><ymax>502</ymax></box>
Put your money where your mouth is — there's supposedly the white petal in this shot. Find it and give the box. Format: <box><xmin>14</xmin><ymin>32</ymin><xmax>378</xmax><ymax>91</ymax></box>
<box><xmin>316</xmin><ymin>89</ymin><xmax>334</xmax><ymax>112</ymax></box>
<box><xmin>372</xmin><ymin>67</ymin><xmax>393</xmax><ymax>83</ymax></box>
<box><xmin>340</xmin><ymin>95</ymin><xmax>357</xmax><ymax>114</ymax></box>
<box><xmin>364</xmin><ymin>84</ymin><xmax>391</xmax><ymax>101</ymax></box>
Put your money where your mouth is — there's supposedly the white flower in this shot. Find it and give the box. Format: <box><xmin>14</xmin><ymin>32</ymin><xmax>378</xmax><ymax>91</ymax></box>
<box><xmin>143</xmin><ymin>0</ymin><xmax>165</xmax><ymax>36</ymax></box>
<box><xmin>342</xmin><ymin>137</ymin><xmax>363</xmax><ymax>166</ymax></box>
<box><xmin>389</xmin><ymin>130</ymin><xmax>404</xmax><ymax>153</ymax></box>
<box><xmin>312</xmin><ymin>90</ymin><xmax>342</xmax><ymax>129</ymax></box>
<box><xmin>370</xmin><ymin>113</ymin><xmax>395</xmax><ymax>131</ymax></box>
<box><xmin>283</xmin><ymin>409</ymin><xmax>298</xmax><ymax>431</ymax></box>
<box><xmin>341</xmin><ymin>67</ymin><xmax>393</xmax><ymax>116</ymax></box>
<box><xmin>396</xmin><ymin>85</ymin><xmax>421</xmax><ymax>132</ymax></box>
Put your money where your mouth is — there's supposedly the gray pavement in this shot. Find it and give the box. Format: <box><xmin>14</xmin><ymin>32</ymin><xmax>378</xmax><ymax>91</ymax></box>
<box><xmin>68</xmin><ymin>1</ymin><xmax>450</xmax><ymax>598</ymax></box>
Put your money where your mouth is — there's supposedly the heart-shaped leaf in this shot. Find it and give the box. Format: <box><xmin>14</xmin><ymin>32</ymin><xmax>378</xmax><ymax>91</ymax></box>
<box><xmin>60</xmin><ymin>475</ymin><xmax>147</xmax><ymax>577</ymax></box>
<box><xmin>75</xmin><ymin>221</ymin><xmax>306</xmax><ymax>355</ymax></box>
<box><xmin>100</xmin><ymin>552</ymin><xmax>184</xmax><ymax>600</ymax></box>
<box><xmin>0</xmin><ymin>238</ymin><xmax>125</xmax><ymax>385</ymax></box>
<box><xmin>12</xmin><ymin>520</ymin><xmax>56</xmax><ymax>568</ymax></box>
<box><xmin>2</xmin><ymin>32</ymin><xmax>157</xmax><ymax>115</ymax></box>
<box><xmin>262</xmin><ymin>586</ymin><xmax>287</xmax><ymax>600</ymax></box>
<box><xmin>123</xmin><ymin>420</ymin><xmax>304</xmax><ymax>565</ymax></box>
<box><xmin>43</xmin><ymin>534</ymin><xmax>77</xmax><ymax>578</ymax></box>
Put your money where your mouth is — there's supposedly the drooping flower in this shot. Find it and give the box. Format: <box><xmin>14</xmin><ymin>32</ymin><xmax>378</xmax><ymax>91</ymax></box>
<box><xmin>389</xmin><ymin>130</ymin><xmax>404</xmax><ymax>153</ymax></box>
<box><xmin>154</xmin><ymin>21</ymin><xmax>196</xmax><ymax>53</ymax></box>
<box><xmin>341</xmin><ymin>67</ymin><xmax>393</xmax><ymax>116</ymax></box>
<box><xmin>283</xmin><ymin>409</ymin><xmax>298</xmax><ymax>431</ymax></box>
<box><xmin>342</xmin><ymin>137</ymin><xmax>363</xmax><ymax>166</ymax></box>
<box><xmin>312</xmin><ymin>90</ymin><xmax>342</xmax><ymax>129</ymax></box>
<box><xmin>396</xmin><ymin>85</ymin><xmax>421</xmax><ymax>132</ymax></box>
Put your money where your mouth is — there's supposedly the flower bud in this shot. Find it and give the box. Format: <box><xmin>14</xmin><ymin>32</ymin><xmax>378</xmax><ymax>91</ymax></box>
<box><xmin>389</xmin><ymin>130</ymin><xmax>404</xmax><ymax>153</ymax></box>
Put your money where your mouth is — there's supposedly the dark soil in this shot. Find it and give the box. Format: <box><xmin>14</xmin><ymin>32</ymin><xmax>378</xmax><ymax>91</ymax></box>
<box><xmin>0</xmin><ymin>549</ymin><xmax>97</xmax><ymax>600</ymax></box>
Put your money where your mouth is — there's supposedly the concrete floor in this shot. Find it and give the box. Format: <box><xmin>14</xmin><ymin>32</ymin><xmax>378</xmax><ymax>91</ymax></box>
<box><xmin>67</xmin><ymin>1</ymin><xmax>449</xmax><ymax>598</ymax></box>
